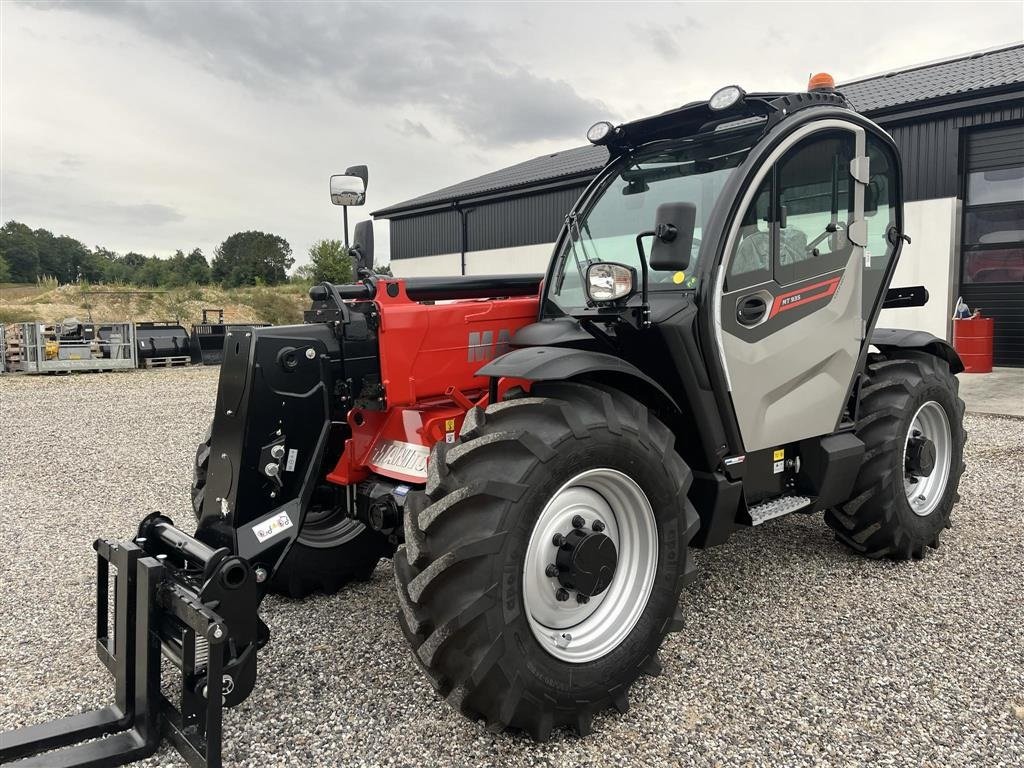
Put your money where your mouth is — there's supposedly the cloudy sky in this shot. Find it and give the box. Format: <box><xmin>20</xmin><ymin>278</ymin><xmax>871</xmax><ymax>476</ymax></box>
<box><xmin>2</xmin><ymin>1</ymin><xmax>1022</xmax><ymax>267</ymax></box>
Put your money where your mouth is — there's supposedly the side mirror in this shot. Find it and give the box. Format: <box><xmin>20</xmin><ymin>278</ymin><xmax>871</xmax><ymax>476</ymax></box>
<box><xmin>350</xmin><ymin>220</ymin><xmax>374</xmax><ymax>276</ymax></box>
<box><xmin>330</xmin><ymin>173</ymin><xmax>366</xmax><ymax>206</ymax></box>
<box><xmin>648</xmin><ymin>202</ymin><xmax>696</xmax><ymax>271</ymax></box>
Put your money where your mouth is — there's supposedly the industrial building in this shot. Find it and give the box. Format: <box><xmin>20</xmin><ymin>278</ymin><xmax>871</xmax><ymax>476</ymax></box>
<box><xmin>373</xmin><ymin>45</ymin><xmax>1024</xmax><ymax>366</ymax></box>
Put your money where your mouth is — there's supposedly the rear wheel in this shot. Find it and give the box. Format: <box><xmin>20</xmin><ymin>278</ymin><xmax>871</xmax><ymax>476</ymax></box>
<box><xmin>394</xmin><ymin>382</ymin><xmax>699</xmax><ymax>739</ymax></box>
<box><xmin>825</xmin><ymin>352</ymin><xmax>966</xmax><ymax>558</ymax></box>
<box><xmin>191</xmin><ymin>424</ymin><xmax>393</xmax><ymax>598</ymax></box>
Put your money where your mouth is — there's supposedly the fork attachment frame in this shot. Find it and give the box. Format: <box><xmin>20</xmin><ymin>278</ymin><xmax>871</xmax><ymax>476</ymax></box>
<box><xmin>0</xmin><ymin>516</ymin><xmax>263</xmax><ymax>768</ymax></box>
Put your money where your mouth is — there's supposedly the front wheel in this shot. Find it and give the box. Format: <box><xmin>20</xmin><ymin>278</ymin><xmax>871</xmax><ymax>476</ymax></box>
<box><xmin>394</xmin><ymin>382</ymin><xmax>699</xmax><ymax>739</ymax></box>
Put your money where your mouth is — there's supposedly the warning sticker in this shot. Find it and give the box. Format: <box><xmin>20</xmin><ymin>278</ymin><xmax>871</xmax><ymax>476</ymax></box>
<box><xmin>252</xmin><ymin>512</ymin><xmax>294</xmax><ymax>543</ymax></box>
<box><xmin>445</xmin><ymin>432</ymin><xmax>456</xmax><ymax>443</ymax></box>
<box><xmin>773</xmin><ymin>460</ymin><xmax>785</xmax><ymax>475</ymax></box>
<box><xmin>773</xmin><ymin>449</ymin><xmax>785</xmax><ymax>461</ymax></box>
<box><xmin>285</xmin><ymin>448</ymin><xmax>298</xmax><ymax>472</ymax></box>
<box><xmin>444</xmin><ymin>418</ymin><xmax>456</xmax><ymax>431</ymax></box>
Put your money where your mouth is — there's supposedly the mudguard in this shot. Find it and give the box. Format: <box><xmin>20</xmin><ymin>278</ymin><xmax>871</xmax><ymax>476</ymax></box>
<box><xmin>477</xmin><ymin>346</ymin><xmax>681</xmax><ymax>412</ymax></box>
<box><xmin>871</xmin><ymin>328</ymin><xmax>964</xmax><ymax>374</ymax></box>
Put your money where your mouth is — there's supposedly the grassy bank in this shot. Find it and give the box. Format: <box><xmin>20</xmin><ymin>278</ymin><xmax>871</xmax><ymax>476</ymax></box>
<box><xmin>0</xmin><ymin>281</ymin><xmax>310</xmax><ymax>326</ymax></box>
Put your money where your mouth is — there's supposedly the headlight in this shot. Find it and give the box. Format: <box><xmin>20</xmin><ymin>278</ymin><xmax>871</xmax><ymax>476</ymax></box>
<box><xmin>587</xmin><ymin>121</ymin><xmax>615</xmax><ymax>145</ymax></box>
<box><xmin>586</xmin><ymin>262</ymin><xmax>635</xmax><ymax>302</ymax></box>
<box><xmin>708</xmin><ymin>85</ymin><xmax>745</xmax><ymax>111</ymax></box>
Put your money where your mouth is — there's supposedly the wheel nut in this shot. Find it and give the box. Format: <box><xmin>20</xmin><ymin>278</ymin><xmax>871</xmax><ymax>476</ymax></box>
<box><xmin>571</xmin><ymin>515</ymin><xmax>585</xmax><ymax>529</ymax></box>
<box><xmin>592</xmin><ymin>520</ymin><xmax>605</xmax><ymax>533</ymax></box>
<box><xmin>552</xmin><ymin>533</ymin><xmax>564</xmax><ymax>547</ymax></box>
<box><xmin>545</xmin><ymin>563</ymin><xmax>559</xmax><ymax>578</ymax></box>
<box><xmin>555</xmin><ymin>588</ymin><xmax>570</xmax><ymax>602</ymax></box>
<box><xmin>576</xmin><ymin>593</ymin><xmax>590</xmax><ymax>605</ymax></box>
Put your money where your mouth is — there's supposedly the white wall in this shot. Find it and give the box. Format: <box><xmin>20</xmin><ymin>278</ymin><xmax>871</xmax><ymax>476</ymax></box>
<box><xmin>389</xmin><ymin>252</ymin><xmax>462</xmax><ymax>278</ymax></box>
<box><xmin>878</xmin><ymin>197</ymin><xmax>959</xmax><ymax>341</ymax></box>
<box><xmin>389</xmin><ymin>242</ymin><xmax>554</xmax><ymax>278</ymax></box>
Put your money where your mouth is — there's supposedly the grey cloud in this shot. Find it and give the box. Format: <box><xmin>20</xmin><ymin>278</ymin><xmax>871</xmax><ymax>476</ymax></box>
<box><xmin>35</xmin><ymin>1</ymin><xmax>608</xmax><ymax>146</ymax></box>
<box><xmin>5</xmin><ymin>171</ymin><xmax>184</xmax><ymax>227</ymax></box>
<box><xmin>392</xmin><ymin>119</ymin><xmax>433</xmax><ymax>139</ymax></box>
<box><xmin>629</xmin><ymin>19</ymin><xmax>702</xmax><ymax>61</ymax></box>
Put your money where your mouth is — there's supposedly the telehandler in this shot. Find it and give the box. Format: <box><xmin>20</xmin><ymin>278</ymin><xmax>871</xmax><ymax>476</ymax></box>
<box><xmin>1</xmin><ymin>73</ymin><xmax>966</xmax><ymax>767</ymax></box>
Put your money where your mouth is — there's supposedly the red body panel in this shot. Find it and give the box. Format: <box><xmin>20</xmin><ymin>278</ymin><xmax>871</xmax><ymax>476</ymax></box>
<box><xmin>326</xmin><ymin>279</ymin><xmax>540</xmax><ymax>486</ymax></box>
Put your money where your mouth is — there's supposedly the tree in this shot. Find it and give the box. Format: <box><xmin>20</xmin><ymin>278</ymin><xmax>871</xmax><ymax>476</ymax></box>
<box><xmin>0</xmin><ymin>221</ymin><xmax>40</xmax><ymax>282</ymax></box>
<box><xmin>0</xmin><ymin>252</ymin><xmax>10</xmax><ymax>283</ymax></box>
<box><xmin>212</xmin><ymin>231</ymin><xmax>293</xmax><ymax>287</ymax></box>
<box><xmin>307</xmin><ymin>238</ymin><xmax>353</xmax><ymax>284</ymax></box>
<box><xmin>183</xmin><ymin>248</ymin><xmax>211</xmax><ymax>284</ymax></box>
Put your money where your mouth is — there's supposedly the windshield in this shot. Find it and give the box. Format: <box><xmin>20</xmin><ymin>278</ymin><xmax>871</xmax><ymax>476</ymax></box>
<box><xmin>549</xmin><ymin>129</ymin><xmax>758</xmax><ymax>312</ymax></box>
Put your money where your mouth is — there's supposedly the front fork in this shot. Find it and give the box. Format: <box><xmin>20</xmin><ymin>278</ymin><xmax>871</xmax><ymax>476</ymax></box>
<box><xmin>0</xmin><ymin>513</ymin><xmax>266</xmax><ymax>768</ymax></box>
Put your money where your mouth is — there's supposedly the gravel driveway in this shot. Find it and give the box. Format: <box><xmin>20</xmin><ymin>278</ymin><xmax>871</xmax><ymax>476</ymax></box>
<box><xmin>1</xmin><ymin>367</ymin><xmax>1021</xmax><ymax>767</ymax></box>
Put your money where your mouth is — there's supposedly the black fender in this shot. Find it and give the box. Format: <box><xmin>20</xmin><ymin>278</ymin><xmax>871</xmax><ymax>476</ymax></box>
<box><xmin>871</xmin><ymin>328</ymin><xmax>964</xmax><ymax>375</ymax></box>
<box><xmin>477</xmin><ymin>346</ymin><xmax>682</xmax><ymax>413</ymax></box>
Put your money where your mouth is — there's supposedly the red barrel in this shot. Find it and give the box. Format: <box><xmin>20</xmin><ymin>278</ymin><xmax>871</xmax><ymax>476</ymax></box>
<box><xmin>953</xmin><ymin>317</ymin><xmax>994</xmax><ymax>373</ymax></box>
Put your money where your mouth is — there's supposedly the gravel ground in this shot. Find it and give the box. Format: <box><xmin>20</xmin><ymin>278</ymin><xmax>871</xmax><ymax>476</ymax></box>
<box><xmin>1</xmin><ymin>367</ymin><xmax>1021</xmax><ymax>767</ymax></box>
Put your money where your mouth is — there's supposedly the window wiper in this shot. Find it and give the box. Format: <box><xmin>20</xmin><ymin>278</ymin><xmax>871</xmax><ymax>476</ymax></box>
<box><xmin>554</xmin><ymin>212</ymin><xmax>593</xmax><ymax>303</ymax></box>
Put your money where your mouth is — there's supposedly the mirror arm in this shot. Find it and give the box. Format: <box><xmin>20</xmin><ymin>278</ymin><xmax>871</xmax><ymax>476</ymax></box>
<box><xmin>633</xmin><ymin>232</ymin><xmax>653</xmax><ymax>329</ymax></box>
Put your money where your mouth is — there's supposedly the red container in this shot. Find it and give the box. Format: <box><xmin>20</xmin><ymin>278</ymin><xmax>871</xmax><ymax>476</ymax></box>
<box><xmin>953</xmin><ymin>317</ymin><xmax>994</xmax><ymax>373</ymax></box>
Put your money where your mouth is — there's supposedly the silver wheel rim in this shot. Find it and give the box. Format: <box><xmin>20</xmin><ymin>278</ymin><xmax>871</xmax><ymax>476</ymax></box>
<box><xmin>523</xmin><ymin>468</ymin><xmax>658</xmax><ymax>663</ymax></box>
<box><xmin>903</xmin><ymin>400</ymin><xmax>952</xmax><ymax>517</ymax></box>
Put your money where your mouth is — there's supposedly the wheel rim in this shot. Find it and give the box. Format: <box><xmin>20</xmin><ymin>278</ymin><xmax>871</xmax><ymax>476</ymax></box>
<box><xmin>523</xmin><ymin>468</ymin><xmax>658</xmax><ymax>663</ymax></box>
<box><xmin>903</xmin><ymin>400</ymin><xmax>952</xmax><ymax>517</ymax></box>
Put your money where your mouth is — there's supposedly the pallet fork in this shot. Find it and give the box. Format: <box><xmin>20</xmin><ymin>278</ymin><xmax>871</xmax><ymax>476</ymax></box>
<box><xmin>0</xmin><ymin>515</ymin><xmax>264</xmax><ymax>768</ymax></box>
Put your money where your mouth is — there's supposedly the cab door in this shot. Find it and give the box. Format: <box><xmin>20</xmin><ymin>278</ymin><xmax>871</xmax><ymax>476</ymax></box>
<box><xmin>715</xmin><ymin>120</ymin><xmax>869</xmax><ymax>451</ymax></box>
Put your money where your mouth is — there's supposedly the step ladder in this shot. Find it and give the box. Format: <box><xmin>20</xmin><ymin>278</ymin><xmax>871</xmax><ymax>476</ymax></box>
<box><xmin>746</xmin><ymin>495</ymin><xmax>813</xmax><ymax>525</ymax></box>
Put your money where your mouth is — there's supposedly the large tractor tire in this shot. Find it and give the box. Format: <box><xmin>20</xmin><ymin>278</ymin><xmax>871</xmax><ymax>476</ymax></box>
<box><xmin>191</xmin><ymin>424</ymin><xmax>394</xmax><ymax>598</ymax></box>
<box><xmin>394</xmin><ymin>382</ymin><xmax>699</xmax><ymax>739</ymax></box>
<box><xmin>826</xmin><ymin>352</ymin><xmax>966</xmax><ymax>559</ymax></box>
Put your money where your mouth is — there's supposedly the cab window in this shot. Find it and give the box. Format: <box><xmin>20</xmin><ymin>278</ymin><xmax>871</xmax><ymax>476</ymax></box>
<box><xmin>727</xmin><ymin>130</ymin><xmax>857</xmax><ymax>288</ymax></box>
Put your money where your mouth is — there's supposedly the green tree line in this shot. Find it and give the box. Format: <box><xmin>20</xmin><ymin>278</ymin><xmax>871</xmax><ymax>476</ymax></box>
<box><xmin>0</xmin><ymin>221</ymin><xmax>390</xmax><ymax>288</ymax></box>
<box><xmin>0</xmin><ymin>221</ymin><xmax>295</xmax><ymax>288</ymax></box>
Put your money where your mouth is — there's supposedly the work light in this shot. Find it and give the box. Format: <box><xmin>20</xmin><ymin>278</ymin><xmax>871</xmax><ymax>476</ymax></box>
<box><xmin>708</xmin><ymin>85</ymin><xmax>745</xmax><ymax>111</ymax></box>
<box><xmin>587</xmin><ymin>121</ymin><xmax>615</xmax><ymax>145</ymax></box>
<box><xmin>586</xmin><ymin>262</ymin><xmax>635</xmax><ymax>302</ymax></box>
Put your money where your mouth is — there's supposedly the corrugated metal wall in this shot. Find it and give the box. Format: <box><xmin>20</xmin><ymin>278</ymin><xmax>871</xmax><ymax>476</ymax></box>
<box><xmin>389</xmin><ymin>184</ymin><xmax>589</xmax><ymax>260</ymax></box>
<box><xmin>882</xmin><ymin>101</ymin><xmax>1024</xmax><ymax>201</ymax></box>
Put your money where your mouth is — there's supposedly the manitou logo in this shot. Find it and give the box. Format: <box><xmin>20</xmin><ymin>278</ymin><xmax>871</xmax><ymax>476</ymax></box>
<box><xmin>467</xmin><ymin>329</ymin><xmax>512</xmax><ymax>362</ymax></box>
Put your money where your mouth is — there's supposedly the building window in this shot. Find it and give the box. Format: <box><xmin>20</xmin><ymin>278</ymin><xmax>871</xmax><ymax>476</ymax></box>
<box><xmin>962</xmin><ymin>127</ymin><xmax>1024</xmax><ymax>285</ymax></box>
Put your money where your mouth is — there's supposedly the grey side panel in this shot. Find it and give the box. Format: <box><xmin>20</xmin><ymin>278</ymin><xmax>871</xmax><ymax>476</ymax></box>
<box><xmin>871</xmin><ymin>328</ymin><xmax>965</xmax><ymax>374</ymax></box>
<box><xmin>722</xmin><ymin>250</ymin><xmax>863</xmax><ymax>450</ymax></box>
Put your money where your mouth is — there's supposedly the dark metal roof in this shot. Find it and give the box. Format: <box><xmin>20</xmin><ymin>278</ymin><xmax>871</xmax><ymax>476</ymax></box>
<box><xmin>373</xmin><ymin>44</ymin><xmax>1024</xmax><ymax>219</ymax></box>
<box><xmin>373</xmin><ymin>145</ymin><xmax>608</xmax><ymax>217</ymax></box>
<box><xmin>840</xmin><ymin>43</ymin><xmax>1024</xmax><ymax>114</ymax></box>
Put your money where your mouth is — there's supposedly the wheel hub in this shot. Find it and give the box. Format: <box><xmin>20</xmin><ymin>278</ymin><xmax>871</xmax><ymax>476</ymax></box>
<box><xmin>555</xmin><ymin>528</ymin><xmax>618</xmax><ymax>597</ymax></box>
<box><xmin>905</xmin><ymin>432</ymin><xmax>936</xmax><ymax>477</ymax></box>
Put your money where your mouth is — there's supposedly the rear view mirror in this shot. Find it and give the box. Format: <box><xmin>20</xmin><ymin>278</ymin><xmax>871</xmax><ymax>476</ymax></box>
<box><xmin>648</xmin><ymin>202</ymin><xmax>696</xmax><ymax>271</ymax></box>
<box><xmin>351</xmin><ymin>220</ymin><xmax>374</xmax><ymax>276</ymax></box>
<box><xmin>330</xmin><ymin>174</ymin><xmax>366</xmax><ymax>206</ymax></box>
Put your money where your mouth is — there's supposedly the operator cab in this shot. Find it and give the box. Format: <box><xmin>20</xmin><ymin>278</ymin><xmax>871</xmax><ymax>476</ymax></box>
<box><xmin>519</xmin><ymin>75</ymin><xmax>909</xmax><ymax>542</ymax></box>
